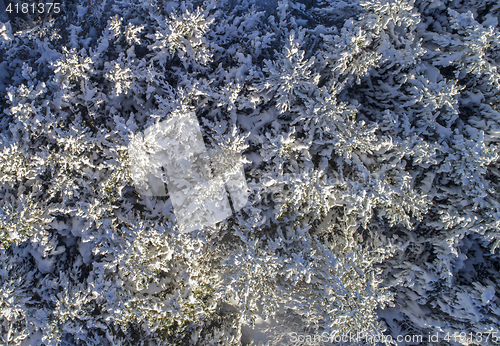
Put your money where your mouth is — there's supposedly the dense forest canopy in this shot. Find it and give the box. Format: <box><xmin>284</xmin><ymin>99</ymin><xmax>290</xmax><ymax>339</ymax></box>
<box><xmin>0</xmin><ymin>0</ymin><xmax>499</xmax><ymax>344</ymax></box>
